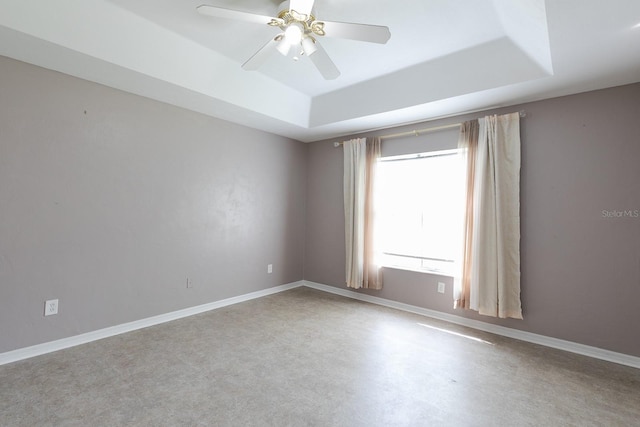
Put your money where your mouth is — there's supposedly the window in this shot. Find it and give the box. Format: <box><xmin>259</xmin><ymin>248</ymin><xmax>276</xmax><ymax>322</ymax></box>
<box><xmin>375</xmin><ymin>149</ymin><xmax>464</xmax><ymax>276</ymax></box>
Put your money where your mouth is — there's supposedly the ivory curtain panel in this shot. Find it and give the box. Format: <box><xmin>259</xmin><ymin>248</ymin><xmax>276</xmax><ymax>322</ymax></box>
<box><xmin>454</xmin><ymin>113</ymin><xmax>523</xmax><ymax>319</ymax></box>
<box><xmin>343</xmin><ymin>137</ymin><xmax>382</xmax><ymax>290</ymax></box>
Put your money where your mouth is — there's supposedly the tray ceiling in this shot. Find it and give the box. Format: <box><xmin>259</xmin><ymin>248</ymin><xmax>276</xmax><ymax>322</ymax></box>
<box><xmin>1</xmin><ymin>0</ymin><xmax>639</xmax><ymax>141</ymax></box>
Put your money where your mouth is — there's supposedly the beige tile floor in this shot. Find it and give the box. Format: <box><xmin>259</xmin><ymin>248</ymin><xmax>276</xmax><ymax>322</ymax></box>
<box><xmin>1</xmin><ymin>287</ymin><xmax>639</xmax><ymax>426</ymax></box>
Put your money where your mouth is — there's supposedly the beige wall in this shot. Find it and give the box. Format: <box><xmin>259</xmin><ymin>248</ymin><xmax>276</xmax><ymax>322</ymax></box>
<box><xmin>0</xmin><ymin>56</ymin><xmax>307</xmax><ymax>353</ymax></box>
<box><xmin>305</xmin><ymin>83</ymin><xmax>640</xmax><ymax>357</ymax></box>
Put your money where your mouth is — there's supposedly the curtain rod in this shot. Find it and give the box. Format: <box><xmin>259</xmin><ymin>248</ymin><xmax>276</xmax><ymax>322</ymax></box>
<box><xmin>333</xmin><ymin>110</ymin><xmax>526</xmax><ymax>147</ymax></box>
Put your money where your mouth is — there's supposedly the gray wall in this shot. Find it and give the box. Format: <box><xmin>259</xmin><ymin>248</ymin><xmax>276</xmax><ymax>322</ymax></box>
<box><xmin>305</xmin><ymin>83</ymin><xmax>640</xmax><ymax>357</ymax></box>
<box><xmin>2</xmin><ymin>53</ymin><xmax>639</xmax><ymax>359</ymax></box>
<box><xmin>0</xmin><ymin>56</ymin><xmax>306</xmax><ymax>353</ymax></box>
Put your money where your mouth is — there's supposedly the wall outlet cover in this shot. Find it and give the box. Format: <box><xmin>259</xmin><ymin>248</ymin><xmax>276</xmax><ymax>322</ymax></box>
<box><xmin>44</xmin><ymin>299</ymin><xmax>59</xmax><ymax>316</ymax></box>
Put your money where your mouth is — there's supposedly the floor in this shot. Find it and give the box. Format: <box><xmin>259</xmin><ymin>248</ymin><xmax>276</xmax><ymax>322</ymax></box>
<box><xmin>1</xmin><ymin>287</ymin><xmax>639</xmax><ymax>426</ymax></box>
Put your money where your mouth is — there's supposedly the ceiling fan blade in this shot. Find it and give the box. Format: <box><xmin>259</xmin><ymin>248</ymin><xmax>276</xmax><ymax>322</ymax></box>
<box><xmin>319</xmin><ymin>21</ymin><xmax>391</xmax><ymax>44</ymax></box>
<box><xmin>289</xmin><ymin>0</ymin><xmax>315</xmax><ymax>18</ymax></box>
<box><xmin>197</xmin><ymin>4</ymin><xmax>277</xmax><ymax>25</ymax></box>
<box><xmin>242</xmin><ymin>35</ymin><xmax>282</xmax><ymax>70</ymax></box>
<box><xmin>309</xmin><ymin>41</ymin><xmax>340</xmax><ymax>80</ymax></box>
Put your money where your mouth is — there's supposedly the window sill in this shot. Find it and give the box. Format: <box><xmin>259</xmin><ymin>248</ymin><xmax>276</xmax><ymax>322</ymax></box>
<box><xmin>381</xmin><ymin>264</ymin><xmax>455</xmax><ymax>278</ymax></box>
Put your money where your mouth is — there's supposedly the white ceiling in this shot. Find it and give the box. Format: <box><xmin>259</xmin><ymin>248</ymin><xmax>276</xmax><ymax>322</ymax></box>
<box><xmin>1</xmin><ymin>0</ymin><xmax>639</xmax><ymax>142</ymax></box>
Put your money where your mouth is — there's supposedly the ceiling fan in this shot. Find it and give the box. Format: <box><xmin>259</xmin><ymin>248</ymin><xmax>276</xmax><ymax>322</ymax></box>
<box><xmin>196</xmin><ymin>0</ymin><xmax>391</xmax><ymax>80</ymax></box>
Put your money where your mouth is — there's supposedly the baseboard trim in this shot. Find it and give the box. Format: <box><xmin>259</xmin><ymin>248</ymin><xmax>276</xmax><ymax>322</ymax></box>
<box><xmin>4</xmin><ymin>280</ymin><xmax>638</xmax><ymax>370</ymax></box>
<box><xmin>302</xmin><ymin>280</ymin><xmax>640</xmax><ymax>370</ymax></box>
<box><xmin>0</xmin><ymin>281</ymin><xmax>304</xmax><ymax>366</ymax></box>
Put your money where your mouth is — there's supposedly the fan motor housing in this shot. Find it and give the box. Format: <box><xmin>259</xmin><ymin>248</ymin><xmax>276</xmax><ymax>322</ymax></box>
<box><xmin>277</xmin><ymin>1</ymin><xmax>290</xmax><ymax>16</ymax></box>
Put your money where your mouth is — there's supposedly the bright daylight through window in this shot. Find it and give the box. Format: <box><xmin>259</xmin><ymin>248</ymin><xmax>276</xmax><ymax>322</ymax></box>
<box><xmin>375</xmin><ymin>149</ymin><xmax>463</xmax><ymax>276</ymax></box>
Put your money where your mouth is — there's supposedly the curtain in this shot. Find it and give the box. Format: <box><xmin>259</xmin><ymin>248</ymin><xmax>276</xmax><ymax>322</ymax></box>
<box><xmin>455</xmin><ymin>120</ymin><xmax>479</xmax><ymax>311</ymax></box>
<box><xmin>343</xmin><ymin>137</ymin><xmax>382</xmax><ymax>289</ymax></box>
<box><xmin>454</xmin><ymin>113</ymin><xmax>522</xmax><ymax>319</ymax></box>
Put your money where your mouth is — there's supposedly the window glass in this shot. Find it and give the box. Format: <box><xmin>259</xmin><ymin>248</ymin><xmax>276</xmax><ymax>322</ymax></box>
<box><xmin>376</xmin><ymin>150</ymin><xmax>463</xmax><ymax>275</ymax></box>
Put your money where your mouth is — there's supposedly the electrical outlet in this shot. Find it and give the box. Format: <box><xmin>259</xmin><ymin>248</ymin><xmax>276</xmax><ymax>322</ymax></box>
<box><xmin>437</xmin><ymin>282</ymin><xmax>445</xmax><ymax>294</ymax></box>
<box><xmin>44</xmin><ymin>299</ymin><xmax>59</xmax><ymax>316</ymax></box>
<box><xmin>186</xmin><ymin>278</ymin><xmax>193</xmax><ymax>288</ymax></box>
<box><xmin>267</xmin><ymin>264</ymin><xmax>273</xmax><ymax>274</ymax></box>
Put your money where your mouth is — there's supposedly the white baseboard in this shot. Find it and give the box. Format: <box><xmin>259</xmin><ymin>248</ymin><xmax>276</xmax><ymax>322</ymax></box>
<box><xmin>0</xmin><ymin>281</ymin><xmax>304</xmax><ymax>366</ymax></box>
<box><xmin>302</xmin><ymin>280</ymin><xmax>640</xmax><ymax>370</ymax></box>
<box><xmin>4</xmin><ymin>280</ymin><xmax>639</xmax><ymax>370</ymax></box>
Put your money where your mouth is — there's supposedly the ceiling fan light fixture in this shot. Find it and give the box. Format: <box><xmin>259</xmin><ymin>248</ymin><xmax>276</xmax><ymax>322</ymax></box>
<box><xmin>284</xmin><ymin>22</ymin><xmax>304</xmax><ymax>45</ymax></box>
<box><xmin>301</xmin><ymin>36</ymin><xmax>317</xmax><ymax>56</ymax></box>
<box><xmin>276</xmin><ymin>36</ymin><xmax>292</xmax><ymax>56</ymax></box>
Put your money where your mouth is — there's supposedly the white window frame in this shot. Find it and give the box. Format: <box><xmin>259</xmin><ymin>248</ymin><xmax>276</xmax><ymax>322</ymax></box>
<box><xmin>376</xmin><ymin>148</ymin><xmax>463</xmax><ymax>276</ymax></box>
